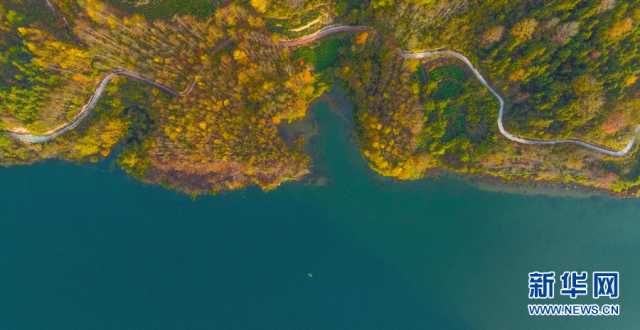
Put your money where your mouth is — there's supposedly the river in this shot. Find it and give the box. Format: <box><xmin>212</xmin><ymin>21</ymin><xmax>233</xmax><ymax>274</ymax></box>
<box><xmin>0</xmin><ymin>95</ymin><xmax>638</xmax><ymax>330</ymax></box>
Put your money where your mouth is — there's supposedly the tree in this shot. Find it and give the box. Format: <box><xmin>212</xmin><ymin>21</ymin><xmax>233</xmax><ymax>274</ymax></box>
<box><xmin>511</xmin><ymin>18</ymin><xmax>538</xmax><ymax>42</ymax></box>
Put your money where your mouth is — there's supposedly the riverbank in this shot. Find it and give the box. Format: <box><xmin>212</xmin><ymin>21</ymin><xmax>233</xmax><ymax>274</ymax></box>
<box><xmin>297</xmin><ymin>88</ymin><xmax>613</xmax><ymax>199</ymax></box>
<box><xmin>3</xmin><ymin>15</ymin><xmax>639</xmax><ymax>197</ymax></box>
<box><xmin>3</xmin><ymin>126</ymin><xmax>640</xmax><ymax>330</ymax></box>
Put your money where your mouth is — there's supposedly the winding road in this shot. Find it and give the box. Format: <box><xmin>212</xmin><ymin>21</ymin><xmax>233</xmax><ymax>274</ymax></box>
<box><xmin>402</xmin><ymin>49</ymin><xmax>640</xmax><ymax>157</ymax></box>
<box><xmin>3</xmin><ymin>24</ymin><xmax>639</xmax><ymax>157</ymax></box>
<box><xmin>278</xmin><ymin>24</ymin><xmax>369</xmax><ymax>47</ymax></box>
<box><xmin>7</xmin><ymin>69</ymin><xmax>183</xmax><ymax>143</ymax></box>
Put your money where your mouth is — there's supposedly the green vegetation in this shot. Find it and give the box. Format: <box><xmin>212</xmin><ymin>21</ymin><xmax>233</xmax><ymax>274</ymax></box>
<box><xmin>342</xmin><ymin>0</ymin><xmax>640</xmax><ymax>195</ymax></box>
<box><xmin>293</xmin><ymin>36</ymin><xmax>343</xmax><ymax>71</ymax></box>
<box><xmin>105</xmin><ymin>0</ymin><xmax>216</xmax><ymax>19</ymax></box>
<box><xmin>2</xmin><ymin>0</ymin><xmax>640</xmax><ymax>196</ymax></box>
<box><xmin>420</xmin><ymin>62</ymin><xmax>498</xmax><ymax>165</ymax></box>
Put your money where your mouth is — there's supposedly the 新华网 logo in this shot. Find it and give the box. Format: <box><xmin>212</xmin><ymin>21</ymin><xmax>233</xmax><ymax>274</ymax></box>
<box><xmin>527</xmin><ymin>271</ymin><xmax>620</xmax><ymax>316</ymax></box>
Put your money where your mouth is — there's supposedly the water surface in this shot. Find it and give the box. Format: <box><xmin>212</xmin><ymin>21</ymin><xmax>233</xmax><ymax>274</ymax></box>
<box><xmin>0</xmin><ymin>98</ymin><xmax>638</xmax><ymax>330</ymax></box>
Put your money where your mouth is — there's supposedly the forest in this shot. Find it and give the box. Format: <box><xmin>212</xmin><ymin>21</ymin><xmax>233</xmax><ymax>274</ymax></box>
<box><xmin>1</xmin><ymin>0</ymin><xmax>640</xmax><ymax>195</ymax></box>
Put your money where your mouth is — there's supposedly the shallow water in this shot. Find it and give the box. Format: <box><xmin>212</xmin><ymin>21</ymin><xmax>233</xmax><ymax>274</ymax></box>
<box><xmin>0</xmin><ymin>98</ymin><xmax>638</xmax><ymax>330</ymax></box>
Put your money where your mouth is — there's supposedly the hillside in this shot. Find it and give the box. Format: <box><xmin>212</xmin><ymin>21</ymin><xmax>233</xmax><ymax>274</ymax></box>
<box><xmin>1</xmin><ymin>0</ymin><xmax>639</xmax><ymax>195</ymax></box>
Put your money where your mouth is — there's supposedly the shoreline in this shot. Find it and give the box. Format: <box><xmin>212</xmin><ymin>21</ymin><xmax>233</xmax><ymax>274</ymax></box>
<box><xmin>3</xmin><ymin>21</ymin><xmax>639</xmax><ymax>197</ymax></box>
<box><xmin>303</xmin><ymin>88</ymin><xmax>629</xmax><ymax>199</ymax></box>
<box><xmin>456</xmin><ymin>172</ymin><xmax>609</xmax><ymax>199</ymax></box>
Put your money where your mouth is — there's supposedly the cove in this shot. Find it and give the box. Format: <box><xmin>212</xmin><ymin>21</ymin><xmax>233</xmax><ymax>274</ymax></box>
<box><xmin>0</xmin><ymin>95</ymin><xmax>639</xmax><ymax>330</ymax></box>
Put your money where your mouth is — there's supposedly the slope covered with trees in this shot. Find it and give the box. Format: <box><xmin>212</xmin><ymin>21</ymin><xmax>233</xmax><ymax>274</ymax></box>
<box><xmin>344</xmin><ymin>0</ymin><xmax>640</xmax><ymax>195</ymax></box>
<box><xmin>1</xmin><ymin>0</ymin><xmax>640</xmax><ymax>195</ymax></box>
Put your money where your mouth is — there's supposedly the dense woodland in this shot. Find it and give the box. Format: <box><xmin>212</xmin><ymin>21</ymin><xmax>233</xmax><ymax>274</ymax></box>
<box><xmin>1</xmin><ymin>0</ymin><xmax>640</xmax><ymax>195</ymax></box>
<box><xmin>344</xmin><ymin>0</ymin><xmax>640</xmax><ymax>195</ymax></box>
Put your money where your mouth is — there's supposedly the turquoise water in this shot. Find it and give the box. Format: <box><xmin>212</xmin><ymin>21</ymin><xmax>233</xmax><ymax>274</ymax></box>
<box><xmin>1</xmin><ymin>99</ymin><xmax>639</xmax><ymax>330</ymax></box>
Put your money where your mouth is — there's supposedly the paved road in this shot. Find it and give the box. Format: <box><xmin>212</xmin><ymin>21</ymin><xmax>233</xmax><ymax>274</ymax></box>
<box><xmin>7</xmin><ymin>69</ymin><xmax>180</xmax><ymax>143</ymax></box>
<box><xmin>401</xmin><ymin>50</ymin><xmax>640</xmax><ymax>157</ymax></box>
<box><xmin>4</xmin><ymin>24</ymin><xmax>638</xmax><ymax>157</ymax></box>
<box><xmin>278</xmin><ymin>25</ymin><xmax>369</xmax><ymax>47</ymax></box>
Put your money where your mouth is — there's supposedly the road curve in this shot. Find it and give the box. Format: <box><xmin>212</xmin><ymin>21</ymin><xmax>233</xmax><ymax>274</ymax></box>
<box><xmin>3</xmin><ymin>24</ymin><xmax>638</xmax><ymax>157</ymax></box>
<box><xmin>278</xmin><ymin>24</ymin><xmax>369</xmax><ymax>47</ymax></box>
<box><xmin>279</xmin><ymin>25</ymin><xmax>640</xmax><ymax>157</ymax></box>
<box><xmin>401</xmin><ymin>50</ymin><xmax>640</xmax><ymax>157</ymax></box>
<box><xmin>3</xmin><ymin>38</ymin><xmax>234</xmax><ymax>144</ymax></box>
<box><xmin>7</xmin><ymin>69</ymin><xmax>181</xmax><ymax>143</ymax></box>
